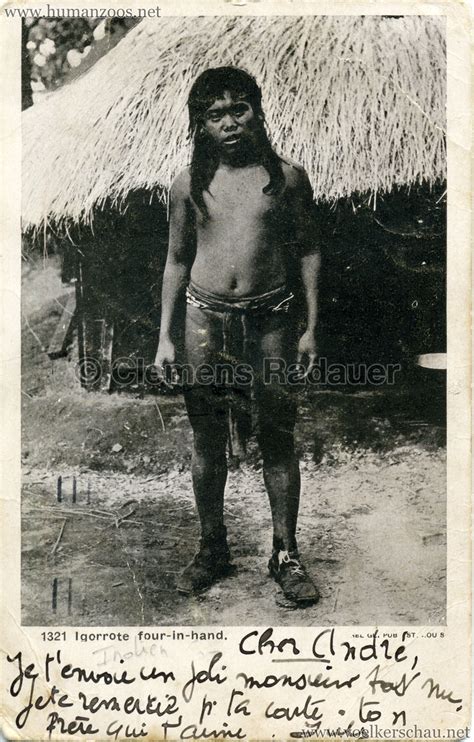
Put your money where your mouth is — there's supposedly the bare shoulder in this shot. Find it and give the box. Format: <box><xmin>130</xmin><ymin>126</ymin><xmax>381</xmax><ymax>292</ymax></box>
<box><xmin>170</xmin><ymin>167</ymin><xmax>191</xmax><ymax>200</ymax></box>
<box><xmin>279</xmin><ymin>155</ymin><xmax>311</xmax><ymax>190</ymax></box>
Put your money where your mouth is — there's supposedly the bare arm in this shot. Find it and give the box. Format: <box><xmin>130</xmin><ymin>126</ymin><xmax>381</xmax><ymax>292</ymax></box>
<box><xmin>301</xmin><ymin>250</ymin><xmax>321</xmax><ymax>336</ymax></box>
<box><xmin>293</xmin><ymin>169</ymin><xmax>321</xmax><ymax>372</ymax></box>
<box><xmin>155</xmin><ymin>171</ymin><xmax>195</xmax><ymax>366</ymax></box>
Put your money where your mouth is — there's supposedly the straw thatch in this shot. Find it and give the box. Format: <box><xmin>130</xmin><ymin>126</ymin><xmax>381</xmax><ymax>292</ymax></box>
<box><xmin>22</xmin><ymin>15</ymin><xmax>446</xmax><ymax>227</ymax></box>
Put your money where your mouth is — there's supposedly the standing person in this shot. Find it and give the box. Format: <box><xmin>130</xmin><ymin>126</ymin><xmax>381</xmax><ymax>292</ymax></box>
<box><xmin>155</xmin><ymin>67</ymin><xmax>321</xmax><ymax>605</ymax></box>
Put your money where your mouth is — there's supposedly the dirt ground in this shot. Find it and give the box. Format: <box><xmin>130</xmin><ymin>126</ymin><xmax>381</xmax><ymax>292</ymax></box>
<box><xmin>21</xmin><ymin>257</ymin><xmax>446</xmax><ymax>626</ymax></box>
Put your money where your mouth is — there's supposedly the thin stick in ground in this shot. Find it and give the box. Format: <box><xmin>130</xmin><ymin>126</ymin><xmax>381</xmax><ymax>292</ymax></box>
<box><xmin>51</xmin><ymin>518</ymin><xmax>67</xmax><ymax>555</ymax></box>
<box><xmin>154</xmin><ymin>401</ymin><xmax>166</xmax><ymax>432</ymax></box>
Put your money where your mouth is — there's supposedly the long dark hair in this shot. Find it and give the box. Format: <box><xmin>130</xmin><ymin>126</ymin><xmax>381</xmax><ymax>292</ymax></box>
<box><xmin>187</xmin><ymin>67</ymin><xmax>284</xmax><ymax>217</ymax></box>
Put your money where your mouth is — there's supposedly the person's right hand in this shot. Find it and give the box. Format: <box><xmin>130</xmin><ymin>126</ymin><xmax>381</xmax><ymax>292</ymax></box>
<box><xmin>154</xmin><ymin>337</ymin><xmax>178</xmax><ymax>386</ymax></box>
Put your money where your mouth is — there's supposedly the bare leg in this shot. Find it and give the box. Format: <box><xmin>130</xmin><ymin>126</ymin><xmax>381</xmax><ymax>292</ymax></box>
<box><xmin>256</xmin><ymin>390</ymin><xmax>300</xmax><ymax>553</ymax></box>
<box><xmin>177</xmin><ymin>388</ymin><xmax>234</xmax><ymax>594</ymax></box>
<box><xmin>251</xmin><ymin>312</ymin><xmax>318</xmax><ymax>603</ymax></box>
<box><xmin>256</xmin><ymin>384</ymin><xmax>318</xmax><ymax>604</ymax></box>
<box><xmin>184</xmin><ymin>389</ymin><xmax>228</xmax><ymax>538</ymax></box>
<box><xmin>183</xmin><ymin>304</ymin><xmax>230</xmax><ymax>540</ymax></box>
<box><xmin>262</xmin><ymin>456</ymin><xmax>300</xmax><ymax>553</ymax></box>
<box><xmin>251</xmin><ymin>311</ymin><xmax>300</xmax><ymax>552</ymax></box>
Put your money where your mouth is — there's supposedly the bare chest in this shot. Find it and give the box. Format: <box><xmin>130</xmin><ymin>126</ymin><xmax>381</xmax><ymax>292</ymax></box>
<box><xmin>203</xmin><ymin>167</ymin><xmax>281</xmax><ymax>224</ymax></box>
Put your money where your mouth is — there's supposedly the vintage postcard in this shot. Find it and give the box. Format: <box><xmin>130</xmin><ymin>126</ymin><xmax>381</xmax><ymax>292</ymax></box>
<box><xmin>0</xmin><ymin>0</ymin><xmax>471</xmax><ymax>739</ymax></box>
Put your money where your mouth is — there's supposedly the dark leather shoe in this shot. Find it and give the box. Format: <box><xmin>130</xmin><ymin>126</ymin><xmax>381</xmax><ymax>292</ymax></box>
<box><xmin>268</xmin><ymin>550</ymin><xmax>319</xmax><ymax>605</ymax></box>
<box><xmin>177</xmin><ymin>527</ymin><xmax>236</xmax><ymax>594</ymax></box>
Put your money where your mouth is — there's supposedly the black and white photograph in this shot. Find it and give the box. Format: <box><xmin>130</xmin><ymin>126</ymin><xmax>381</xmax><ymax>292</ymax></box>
<box><xmin>20</xmin><ymin>13</ymin><xmax>448</xmax><ymax>627</ymax></box>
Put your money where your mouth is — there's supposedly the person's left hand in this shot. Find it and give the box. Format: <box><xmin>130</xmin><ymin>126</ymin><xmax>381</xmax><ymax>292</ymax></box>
<box><xmin>297</xmin><ymin>330</ymin><xmax>318</xmax><ymax>378</ymax></box>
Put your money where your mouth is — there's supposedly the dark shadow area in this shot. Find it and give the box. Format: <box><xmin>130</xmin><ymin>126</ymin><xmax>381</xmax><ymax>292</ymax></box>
<box><xmin>316</xmin><ymin>182</ymin><xmax>446</xmax><ymax>366</ymax></box>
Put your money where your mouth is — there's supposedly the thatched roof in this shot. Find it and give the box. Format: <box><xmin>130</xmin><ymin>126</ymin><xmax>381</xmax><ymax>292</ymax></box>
<box><xmin>22</xmin><ymin>15</ymin><xmax>446</xmax><ymax>227</ymax></box>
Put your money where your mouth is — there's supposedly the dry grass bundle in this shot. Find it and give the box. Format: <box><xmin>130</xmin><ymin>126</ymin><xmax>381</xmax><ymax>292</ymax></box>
<box><xmin>22</xmin><ymin>15</ymin><xmax>446</xmax><ymax>227</ymax></box>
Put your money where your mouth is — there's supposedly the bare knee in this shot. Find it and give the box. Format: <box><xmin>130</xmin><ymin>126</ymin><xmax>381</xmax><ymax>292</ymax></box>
<box><xmin>255</xmin><ymin>386</ymin><xmax>297</xmax><ymax>463</ymax></box>
<box><xmin>192</xmin><ymin>422</ymin><xmax>227</xmax><ymax>461</ymax></box>
<box><xmin>257</xmin><ymin>425</ymin><xmax>296</xmax><ymax>464</ymax></box>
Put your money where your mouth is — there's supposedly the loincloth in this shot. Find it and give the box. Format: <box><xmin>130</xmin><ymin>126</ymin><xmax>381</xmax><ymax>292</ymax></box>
<box><xmin>186</xmin><ymin>281</ymin><xmax>294</xmax><ymax>314</ymax></box>
<box><xmin>185</xmin><ymin>281</ymin><xmax>294</xmax><ymax>367</ymax></box>
<box><xmin>184</xmin><ymin>282</ymin><xmax>297</xmax><ymax>458</ymax></box>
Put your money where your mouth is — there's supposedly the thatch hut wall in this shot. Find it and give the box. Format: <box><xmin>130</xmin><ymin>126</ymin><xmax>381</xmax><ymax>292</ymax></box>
<box><xmin>22</xmin><ymin>15</ymin><xmax>446</xmax><ymax>227</ymax></box>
